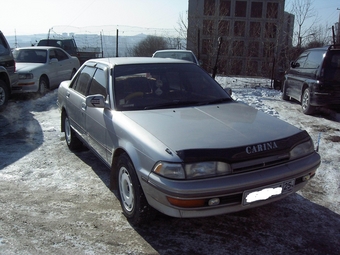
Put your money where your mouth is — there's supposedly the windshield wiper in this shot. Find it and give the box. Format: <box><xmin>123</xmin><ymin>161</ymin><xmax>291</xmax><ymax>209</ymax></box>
<box><xmin>198</xmin><ymin>97</ymin><xmax>232</xmax><ymax>105</ymax></box>
<box><xmin>144</xmin><ymin>100</ymin><xmax>201</xmax><ymax>110</ymax></box>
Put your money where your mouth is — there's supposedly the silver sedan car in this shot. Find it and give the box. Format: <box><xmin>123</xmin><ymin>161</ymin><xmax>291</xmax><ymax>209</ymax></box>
<box><xmin>12</xmin><ymin>46</ymin><xmax>80</xmax><ymax>94</ymax></box>
<box><xmin>58</xmin><ymin>57</ymin><xmax>320</xmax><ymax>225</ymax></box>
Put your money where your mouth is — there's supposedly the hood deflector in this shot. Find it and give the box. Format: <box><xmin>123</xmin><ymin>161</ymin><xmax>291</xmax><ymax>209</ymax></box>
<box><xmin>176</xmin><ymin>131</ymin><xmax>310</xmax><ymax>163</ymax></box>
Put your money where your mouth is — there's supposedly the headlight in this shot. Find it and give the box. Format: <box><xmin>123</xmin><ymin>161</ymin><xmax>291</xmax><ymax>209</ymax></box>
<box><xmin>18</xmin><ymin>73</ymin><xmax>34</xmax><ymax>79</ymax></box>
<box><xmin>185</xmin><ymin>162</ymin><xmax>231</xmax><ymax>179</ymax></box>
<box><xmin>290</xmin><ymin>139</ymin><xmax>315</xmax><ymax>160</ymax></box>
<box><xmin>153</xmin><ymin>162</ymin><xmax>185</xmax><ymax>179</ymax></box>
<box><xmin>153</xmin><ymin>161</ymin><xmax>232</xmax><ymax>180</ymax></box>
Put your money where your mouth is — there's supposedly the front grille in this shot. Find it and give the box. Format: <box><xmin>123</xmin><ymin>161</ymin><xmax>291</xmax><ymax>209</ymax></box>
<box><xmin>231</xmin><ymin>153</ymin><xmax>290</xmax><ymax>174</ymax></box>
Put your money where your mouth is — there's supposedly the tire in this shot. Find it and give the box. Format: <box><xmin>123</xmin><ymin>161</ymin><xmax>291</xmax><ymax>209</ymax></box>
<box><xmin>301</xmin><ymin>88</ymin><xmax>316</xmax><ymax>115</ymax></box>
<box><xmin>0</xmin><ymin>80</ymin><xmax>9</xmax><ymax>111</ymax></box>
<box><xmin>116</xmin><ymin>153</ymin><xmax>155</xmax><ymax>225</ymax></box>
<box><xmin>281</xmin><ymin>80</ymin><xmax>289</xmax><ymax>101</ymax></box>
<box><xmin>39</xmin><ymin>76</ymin><xmax>48</xmax><ymax>95</ymax></box>
<box><xmin>63</xmin><ymin>113</ymin><xmax>82</xmax><ymax>150</ymax></box>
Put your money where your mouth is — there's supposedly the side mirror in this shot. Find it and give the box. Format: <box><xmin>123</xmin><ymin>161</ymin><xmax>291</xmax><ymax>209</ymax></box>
<box><xmin>86</xmin><ymin>94</ymin><xmax>106</xmax><ymax>108</ymax></box>
<box><xmin>290</xmin><ymin>61</ymin><xmax>300</xmax><ymax>68</ymax></box>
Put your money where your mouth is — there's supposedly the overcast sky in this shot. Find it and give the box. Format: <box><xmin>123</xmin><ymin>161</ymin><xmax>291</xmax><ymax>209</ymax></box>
<box><xmin>0</xmin><ymin>0</ymin><xmax>339</xmax><ymax>37</ymax></box>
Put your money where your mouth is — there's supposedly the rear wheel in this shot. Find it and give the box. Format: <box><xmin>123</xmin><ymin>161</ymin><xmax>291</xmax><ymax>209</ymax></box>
<box><xmin>63</xmin><ymin>112</ymin><xmax>82</xmax><ymax>150</ymax></box>
<box><xmin>301</xmin><ymin>88</ymin><xmax>316</xmax><ymax>115</ymax></box>
<box><xmin>0</xmin><ymin>80</ymin><xmax>9</xmax><ymax>111</ymax></box>
<box><xmin>116</xmin><ymin>153</ymin><xmax>155</xmax><ymax>225</ymax></box>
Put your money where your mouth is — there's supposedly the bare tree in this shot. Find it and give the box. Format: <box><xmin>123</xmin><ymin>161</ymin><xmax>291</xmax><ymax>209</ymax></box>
<box><xmin>131</xmin><ymin>35</ymin><xmax>168</xmax><ymax>57</ymax></box>
<box><xmin>289</xmin><ymin>0</ymin><xmax>318</xmax><ymax>47</ymax></box>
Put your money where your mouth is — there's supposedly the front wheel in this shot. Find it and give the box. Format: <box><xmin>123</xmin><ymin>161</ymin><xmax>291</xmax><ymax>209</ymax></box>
<box><xmin>301</xmin><ymin>88</ymin><xmax>316</xmax><ymax>115</ymax></box>
<box><xmin>116</xmin><ymin>153</ymin><xmax>155</xmax><ymax>225</ymax></box>
<box><xmin>39</xmin><ymin>76</ymin><xmax>48</xmax><ymax>95</ymax></box>
<box><xmin>0</xmin><ymin>80</ymin><xmax>9</xmax><ymax>111</ymax></box>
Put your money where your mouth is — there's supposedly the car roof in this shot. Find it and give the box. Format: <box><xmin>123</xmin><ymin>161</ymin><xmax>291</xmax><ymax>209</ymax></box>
<box><xmin>14</xmin><ymin>46</ymin><xmax>63</xmax><ymax>50</ymax></box>
<box><xmin>85</xmin><ymin>57</ymin><xmax>194</xmax><ymax>67</ymax></box>
<box><xmin>153</xmin><ymin>49</ymin><xmax>195</xmax><ymax>53</ymax></box>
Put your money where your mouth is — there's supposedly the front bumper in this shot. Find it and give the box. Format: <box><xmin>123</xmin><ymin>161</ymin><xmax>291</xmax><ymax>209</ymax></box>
<box><xmin>11</xmin><ymin>79</ymin><xmax>39</xmax><ymax>93</ymax></box>
<box><xmin>141</xmin><ymin>152</ymin><xmax>320</xmax><ymax>218</ymax></box>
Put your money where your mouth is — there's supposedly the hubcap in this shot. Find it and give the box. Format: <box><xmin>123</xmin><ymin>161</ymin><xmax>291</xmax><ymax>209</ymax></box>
<box><xmin>119</xmin><ymin>167</ymin><xmax>134</xmax><ymax>212</ymax></box>
<box><xmin>65</xmin><ymin>117</ymin><xmax>71</xmax><ymax>144</ymax></box>
<box><xmin>0</xmin><ymin>87</ymin><xmax>4</xmax><ymax>105</ymax></box>
<box><xmin>302</xmin><ymin>90</ymin><xmax>309</xmax><ymax>110</ymax></box>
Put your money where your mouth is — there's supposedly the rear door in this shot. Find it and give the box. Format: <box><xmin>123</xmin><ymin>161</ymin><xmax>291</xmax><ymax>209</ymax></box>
<box><xmin>65</xmin><ymin>65</ymin><xmax>96</xmax><ymax>141</ymax></box>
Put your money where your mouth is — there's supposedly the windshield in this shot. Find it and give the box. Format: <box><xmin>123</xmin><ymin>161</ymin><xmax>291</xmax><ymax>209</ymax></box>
<box><xmin>113</xmin><ymin>63</ymin><xmax>231</xmax><ymax>111</ymax></box>
<box><xmin>13</xmin><ymin>49</ymin><xmax>47</xmax><ymax>63</ymax></box>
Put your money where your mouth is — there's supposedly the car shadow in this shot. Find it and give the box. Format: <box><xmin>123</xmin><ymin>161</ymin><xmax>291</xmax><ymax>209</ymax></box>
<box><xmin>133</xmin><ymin>194</ymin><xmax>340</xmax><ymax>255</ymax></box>
<box><xmin>0</xmin><ymin>97</ymin><xmax>44</xmax><ymax>170</ymax></box>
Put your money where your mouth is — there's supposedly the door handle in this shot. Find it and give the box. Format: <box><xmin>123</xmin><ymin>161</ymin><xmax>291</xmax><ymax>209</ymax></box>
<box><xmin>81</xmin><ymin>102</ymin><xmax>87</xmax><ymax>111</ymax></box>
<box><xmin>66</xmin><ymin>92</ymin><xmax>70</xmax><ymax>98</ymax></box>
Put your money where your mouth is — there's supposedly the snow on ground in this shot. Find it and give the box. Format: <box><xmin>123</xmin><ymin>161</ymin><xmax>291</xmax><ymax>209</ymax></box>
<box><xmin>0</xmin><ymin>76</ymin><xmax>339</xmax><ymax>254</ymax></box>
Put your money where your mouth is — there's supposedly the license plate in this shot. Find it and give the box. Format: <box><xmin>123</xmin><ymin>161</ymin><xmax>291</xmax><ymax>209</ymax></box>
<box><xmin>243</xmin><ymin>179</ymin><xmax>295</xmax><ymax>205</ymax></box>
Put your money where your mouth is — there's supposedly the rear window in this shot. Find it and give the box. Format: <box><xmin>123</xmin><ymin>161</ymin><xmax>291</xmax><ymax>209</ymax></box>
<box><xmin>324</xmin><ymin>51</ymin><xmax>340</xmax><ymax>82</ymax></box>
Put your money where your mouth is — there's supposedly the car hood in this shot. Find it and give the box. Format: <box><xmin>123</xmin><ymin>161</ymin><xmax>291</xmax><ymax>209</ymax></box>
<box><xmin>16</xmin><ymin>62</ymin><xmax>44</xmax><ymax>72</ymax></box>
<box><xmin>122</xmin><ymin>102</ymin><xmax>306</xmax><ymax>161</ymax></box>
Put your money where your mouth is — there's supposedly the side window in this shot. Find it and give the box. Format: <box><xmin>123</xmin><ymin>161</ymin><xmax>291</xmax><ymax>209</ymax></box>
<box><xmin>49</xmin><ymin>49</ymin><xmax>57</xmax><ymax>60</ymax></box>
<box><xmin>0</xmin><ymin>35</ymin><xmax>9</xmax><ymax>55</ymax></box>
<box><xmin>72</xmin><ymin>66</ymin><xmax>96</xmax><ymax>96</ymax></box>
<box><xmin>295</xmin><ymin>54</ymin><xmax>308</xmax><ymax>68</ymax></box>
<box><xmin>88</xmin><ymin>68</ymin><xmax>107</xmax><ymax>97</ymax></box>
<box><xmin>304</xmin><ymin>51</ymin><xmax>324</xmax><ymax>69</ymax></box>
<box><xmin>55</xmin><ymin>49</ymin><xmax>68</xmax><ymax>61</ymax></box>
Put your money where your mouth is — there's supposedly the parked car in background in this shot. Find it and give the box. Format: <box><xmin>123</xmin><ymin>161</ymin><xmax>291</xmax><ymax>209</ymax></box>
<box><xmin>12</xmin><ymin>46</ymin><xmax>80</xmax><ymax>94</ymax></box>
<box><xmin>0</xmin><ymin>30</ymin><xmax>18</xmax><ymax>111</ymax></box>
<box><xmin>37</xmin><ymin>38</ymin><xmax>102</xmax><ymax>65</ymax></box>
<box><xmin>152</xmin><ymin>49</ymin><xmax>200</xmax><ymax>65</ymax></box>
<box><xmin>282</xmin><ymin>44</ymin><xmax>340</xmax><ymax>114</ymax></box>
<box><xmin>58</xmin><ymin>57</ymin><xmax>320</xmax><ymax>225</ymax></box>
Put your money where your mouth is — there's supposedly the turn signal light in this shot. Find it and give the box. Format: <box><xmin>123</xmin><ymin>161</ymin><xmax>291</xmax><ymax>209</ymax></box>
<box><xmin>167</xmin><ymin>197</ymin><xmax>206</xmax><ymax>208</ymax></box>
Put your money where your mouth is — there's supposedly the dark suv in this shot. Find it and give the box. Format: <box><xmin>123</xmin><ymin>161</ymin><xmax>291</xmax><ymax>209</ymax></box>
<box><xmin>0</xmin><ymin>30</ymin><xmax>17</xmax><ymax>111</ymax></box>
<box><xmin>282</xmin><ymin>45</ymin><xmax>340</xmax><ymax>114</ymax></box>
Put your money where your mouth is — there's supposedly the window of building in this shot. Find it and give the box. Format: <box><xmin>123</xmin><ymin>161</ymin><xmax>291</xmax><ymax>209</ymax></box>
<box><xmin>249</xmin><ymin>22</ymin><xmax>261</xmax><ymax>37</ymax></box>
<box><xmin>251</xmin><ymin>2</ymin><xmax>263</xmax><ymax>18</ymax></box>
<box><xmin>263</xmin><ymin>42</ymin><xmax>275</xmax><ymax>57</ymax></box>
<box><xmin>232</xmin><ymin>41</ymin><xmax>244</xmax><ymax>56</ymax></box>
<box><xmin>267</xmin><ymin>2</ymin><xmax>278</xmax><ymax>19</ymax></box>
<box><xmin>234</xmin><ymin>21</ymin><xmax>246</xmax><ymax>36</ymax></box>
<box><xmin>218</xmin><ymin>20</ymin><xmax>230</xmax><ymax>36</ymax></box>
<box><xmin>203</xmin><ymin>19</ymin><xmax>214</xmax><ymax>35</ymax></box>
<box><xmin>204</xmin><ymin>0</ymin><xmax>215</xmax><ymax>16</ymax></box>
<box><xmin>235</xmin><ymin>1</ymin><xmax>247</xmax><ymax>17</ymax></box>
<box><xmin>219</xmin><ymin>0</ymin><xmax>231</xmax><ymax>16</ymax></box>
<box><xmin>248</xmin><ymin>41</ymin><xmax>260</xmax><ymax>57</ymax></box>
<box><xmin>265</xmin><ymin>22</ymin><xmax>277</xmax><ymax>38</ymax></box>
<box><xmin>231</xmin><ymin>59</ymin><xmax>243</xmax><ymax>74</ymax></box>
<box><xmin>246</xmin><ymin>61</ymin><xmax>259</xmax><ymax>76</ymax></box>
<box><xmin>202</xmin><ymin>39</ymin><xmax>212</xmax><ymax>55</ymax></box>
